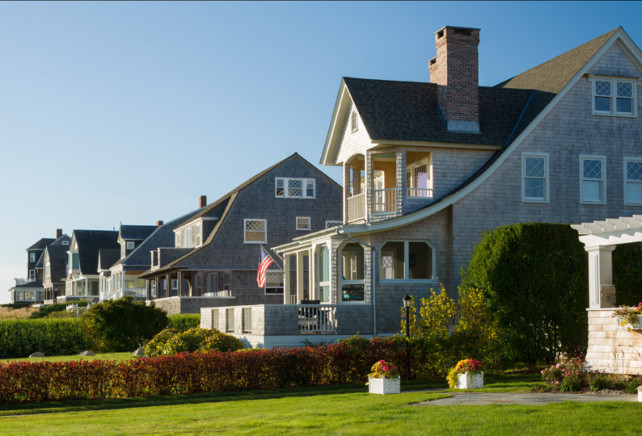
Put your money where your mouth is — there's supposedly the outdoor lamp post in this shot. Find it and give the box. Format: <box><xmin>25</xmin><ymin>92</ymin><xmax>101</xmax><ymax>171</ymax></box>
<box><xmin>403</xmin><ymin>294</ymin><xmax>412</xmax><ymax>380</ymax></box>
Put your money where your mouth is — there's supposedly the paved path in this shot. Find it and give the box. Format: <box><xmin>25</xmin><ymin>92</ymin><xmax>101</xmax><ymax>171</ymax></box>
<box><xmin>411</xmin><ymin>392</ymin><xmax>638</xmax><ymax>406</ymax></box>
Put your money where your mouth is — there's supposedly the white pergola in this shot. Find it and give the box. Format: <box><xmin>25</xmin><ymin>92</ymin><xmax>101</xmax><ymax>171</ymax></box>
<box><xmin>572</xmin><ymin>215</ymin><xmax>642</xmax><ymax>309</ymax></box>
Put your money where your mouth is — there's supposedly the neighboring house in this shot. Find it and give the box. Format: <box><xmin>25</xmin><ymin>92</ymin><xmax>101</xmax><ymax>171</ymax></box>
<box><xmin>42</xmin><ymin>233</ymin><xmax>72</xmax><ymax>303</ymax></box>
<box><xmin>60</xmin><ymin>230</ymin><xmax>119</xmax><ymax>303</ymax></box>
<box><xmin>142</xmin><ymin>153</ymin><xmax>342</xmax><ymax>314</ymax></box>
<box><xmin>204</xmin><ymin>26</ymin><xmax>642</xmax><ymax>348</ymax></box>
<box><xmin>7</xmin><ymin>230</ymin><xmax>61</xmax><ymax>304</ymax></box>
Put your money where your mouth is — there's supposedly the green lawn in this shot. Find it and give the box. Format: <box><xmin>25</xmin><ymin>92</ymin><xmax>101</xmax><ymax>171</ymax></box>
<box><xmin>0</xmin><ymin>378</ymin><xmax>638</xmax><ymax>435</ymax></box>
<box><xmin>0</xmin><ymin>352</ymin><xmax>136</xmax><ymax>364</ymax></box>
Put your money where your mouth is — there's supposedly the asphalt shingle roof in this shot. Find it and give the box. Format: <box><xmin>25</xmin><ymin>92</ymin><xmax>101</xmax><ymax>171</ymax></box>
<box><xmin>45</xmin><ymin>234</ymin><xmax>71</xmax><ymax>284</ymax></box>
<box><xmin>119</xmin><ymin>225</ymin><xmax>157</xmax><ymax>241</ymax></box>
<box><xmin>27</xmin><ymin>238</ymin><xmax>55</xmax><ymax>251</ymax></box>
<box><xmin>73</xmin><ymin>230</ymin><xmax>119</xmax><ymax>275</ymax></box>
<box><xmin>98</xmin><ymin>249</ymin><xmax>121</xmax><ymax>271</ymax></box>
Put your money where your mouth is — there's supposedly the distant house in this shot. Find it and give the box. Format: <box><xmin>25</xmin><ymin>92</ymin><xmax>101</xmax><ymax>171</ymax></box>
<box><xmin>142</xmin><ymin>153</ymin><xmax>342</xmax><ymax>314</ymax></box>
<box><xmin>60</xmin><ymin>230</ymin><xmax>119</xmax><ymax>303</ymax></box>
<box><xmin>205</xmin><ymin>26</ymin><xmax>642</xmax><ymax>348</ymax></box>
<box><xmin>7</xmin><ymin>230</ymin><xmax>61</xmax><ymax>304</ymax></box>
<box><xmin>42</xmin><ymin>233</ymin><xmax>72</xmax><ymax>303</ymax></box>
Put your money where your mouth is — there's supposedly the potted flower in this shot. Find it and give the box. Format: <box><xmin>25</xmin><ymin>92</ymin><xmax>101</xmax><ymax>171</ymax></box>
<box><xmin>613</xmin><ymin>303</ymin><xmax>642</xmax><ymax>331</ymax></box>
<box><xmin>447</xmin><ymin>359</ymin><xmax>484</xmax><ymax>389</ymax></box>
<box><xmin>367</xmin><ymin>360</ymin><xmax>400</xmax><ymax>394</ymax></box>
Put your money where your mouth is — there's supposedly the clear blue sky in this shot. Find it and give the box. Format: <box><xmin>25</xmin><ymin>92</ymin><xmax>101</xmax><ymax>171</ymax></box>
<box><xmin>2</xmin><ymin>1</ymin><xmax>642</xmax><ymax>303</ymax></box>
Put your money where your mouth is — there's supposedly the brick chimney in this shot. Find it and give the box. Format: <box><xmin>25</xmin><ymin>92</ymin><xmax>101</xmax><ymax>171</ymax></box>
<box><xmin>428</xmin><ymin>26</ymin><xmax>480</xmax><ymax>133</ymax></box>
<box><xmin>156</xmin><ymin>220</ymin><xmax>164</xmax><ymax>226</ymax></box>
<box><xmin>199</xmin><ymin>195</ymin><xmax>207</xmax><ymax>208</ymax></box>
<box><xmin>56</xmin><ymin>229</ymin><xmax>62</xmax><ymax>239</ymax></box>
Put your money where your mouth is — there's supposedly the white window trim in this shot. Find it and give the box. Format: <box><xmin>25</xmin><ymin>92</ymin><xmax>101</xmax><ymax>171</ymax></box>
<box><xmin>29</xmin><ymin>253</ymin><xmax>36</xmax><ymax>263</ymax></box>
<box><xmin>296</xmin><ymin>216</ymin><xmax>311</xmax><ymax>231</ymax></box>
<box><xmin>351</xmin><ymin>111</ymin><xmax>358</xmax><ymax>133</ymax></box>
<box><xmin>263</xmin><ymin>270</ymin><xmax>283</xmax><ymax>295</ymax></box>
<box><xmin>126</xmin><ymin>241</ymin><xmax>135</xmax><ymax>250</ymax></box>
<box><xmin>521</xmin><ymin>152</ymin><xmax>550</xmax><ymax>203</ymax></box>
<box><xmin>244</xmin><ymin>218</ymin><xmax>267</xmax><ymax>244</ymax></box>
<box><xmin>379</xmin><ymin>240</ymin><xmax>437</xmax><ymax>284</ymax></box>
<box><xmin>339</xmin><ymin>242</ymin><xmax>366</xmax><ymax>305</ymax></box>
<box><xmin>275</xmin><ymin>177</ymin><xmax>316</xmax><ymax>199</ymax></box>
<box><xmin>589</xmin><ymin>75</ymin><xmax>638</xmax><ymax>118</ymax></box>
<box><xmin>624</xmin><ymin>156</ymin><xmax>642</xmax><ymax>206</ymax></box>
<box><xmin>325</xmin><ymin>220</ymin><xmax>342</xmax><ymax>228</ymax></box>
<box><xmin>580</xmin><ymin>154</ymin><xmax>607</xmax><ymax>205</ymax></box>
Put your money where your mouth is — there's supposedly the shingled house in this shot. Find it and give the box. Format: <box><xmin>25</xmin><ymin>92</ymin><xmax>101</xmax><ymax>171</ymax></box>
<box><xmin>42</xmin><ymin>233</ymin><xmax>72</xmax><ymax>303</ymax></box>
<box><xmin>204</xmin><ymin>26</ymin><xmax>642</xmax><ymax>348</ymax></box>
<box><xmin>141</xmin><ymin>153</ymin><xmax>342</xmax><ymax>314</ymax></box>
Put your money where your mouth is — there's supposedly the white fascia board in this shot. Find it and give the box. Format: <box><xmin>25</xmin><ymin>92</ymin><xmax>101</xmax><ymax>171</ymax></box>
<box><xmin>272</xmin><ymin>227</ymin><xmax>339</xmax><ymax>253</ymax></box>
<box><xmin>320</xmin><ymin>80</ymin><xmax>349</xmax><ymax>166</ymax></box>
<box><xmin>372</xmin><ymin>140</ymin><xmax>502</xmax><ymax>151</ymax></box>
<box><xmin>340</xmin><ymin>31</ymin><xmax>625</xmax><ymax>237</ymax></box>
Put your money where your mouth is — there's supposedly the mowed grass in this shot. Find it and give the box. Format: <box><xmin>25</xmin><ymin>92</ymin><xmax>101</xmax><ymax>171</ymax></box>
<box><xmin>0</xmin><ymin>380</ymin><xmax>639</xmax><ymax>435</ymax></box>
<box><xmin>0</xmin><ymin>352</ymin><xmax>136</xmax><ymax>364</ymax></box>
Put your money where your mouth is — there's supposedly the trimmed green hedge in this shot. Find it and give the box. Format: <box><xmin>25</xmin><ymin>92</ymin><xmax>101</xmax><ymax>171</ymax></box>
<box><xmin>0</xmin><ymin>319</ymin><xmax>87</xmax><ymax>358</ymax></box>
<box><xmin>30</xmin><ymin>301</ymin><xmax>90</xmax><ymax>319</ymax></box>
<box><xmin>167</xmin><ymin>314</ymin><xmax>200</xmax><ymax>331</ymax></box>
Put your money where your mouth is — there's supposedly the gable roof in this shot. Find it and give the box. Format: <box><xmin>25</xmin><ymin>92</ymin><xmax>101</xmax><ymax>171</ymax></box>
<box><xmin>98</xmin><ymin>249</ymin><xmax>121</xmax><ymax>271</ymax></box>
<box><xmin>119</xmin><ymin>225</ymin><xmax>157</xmax><ymax>241</ymax></box>
<box><xmin>27</xmin><ymin>238</ymin><xmax>55</xmax><ymax>251</ymax></box>
<box><xmin>496</xmin><ymin>28</ymin><xmax>618</xmax><ymax>93</ymax></box>
<box><xmin>72</xmin><ymin>230</ymin><xmax>119</xmax><ymax>275</ymax></box>
<box><xmin>44</xmin><ymin>234</ymin><xmax>71</xmax><ymax>283</ymax></box>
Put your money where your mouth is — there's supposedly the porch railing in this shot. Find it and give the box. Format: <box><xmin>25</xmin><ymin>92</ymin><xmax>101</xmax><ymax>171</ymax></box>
<box><xmin>347</xmin><ymin>192</ymin><xmax>366</xmax><ymax>222</ymax></box>
<box><xmin>407</xmin><ymin>187</ymin><xmax>433</xmax><ymax>198</ymax></box>
<box><xmin>373</xmin><ymin>188</ymin><xmax>396</xmax><ymax>213</ymax></box>
<box><xmin>297</xmin><ymin>304</ymin><xmax>337</xmax><ymax>333</ymax></box>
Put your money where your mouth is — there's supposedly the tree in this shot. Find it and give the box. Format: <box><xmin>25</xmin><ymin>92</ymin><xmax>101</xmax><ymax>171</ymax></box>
<box><xmin>80</xmin><ymin>296</ymin><xmax>168</xmax><ymax>352</ymax></box>
<box><xmin>460</xmin><ymin>223</ymin><xmax>588</xmax><ymax>366</ymax></box>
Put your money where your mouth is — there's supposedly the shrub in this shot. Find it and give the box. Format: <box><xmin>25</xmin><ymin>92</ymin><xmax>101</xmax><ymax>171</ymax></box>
<box><xmin>167</xmin><ymin>314</ymin><xmax>200</xmax><ymax>331</ymax></box>
<box><xmin>0</xmin><ymin>318</ymin><xmax>86</xmax><ymax>358</ymax></box>
<box><xmin>461</xmin><ymin>223</ymin><xmax>588</xmax><ymax>366</ymax></box>
<box><xmin>541</xmin><ymin>353</ymin><xmax>586</xmax><ymax>391</ymax></box>
<box><xmin>144</xmin><ymin>327</ymin><xmax>244</xmax><ymax>356</ymax></box>
<box><xmin>612</xmin><ymin>242</ymin><xmax>642</xmax><ymax>306</ymax></box>
<box><xmin>80</xmin><ymin>296</ymin><xmax>168</xmax><ymax>352</ymax></box>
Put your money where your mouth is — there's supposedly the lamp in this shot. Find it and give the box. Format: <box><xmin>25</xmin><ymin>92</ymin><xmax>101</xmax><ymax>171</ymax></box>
<box><xmin>402</xmin><ymin>294</ymin><xmax>412</xmax><ymax>380</ymax></box>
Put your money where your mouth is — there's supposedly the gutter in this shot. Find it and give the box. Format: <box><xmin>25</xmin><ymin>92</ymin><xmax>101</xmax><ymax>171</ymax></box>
<box><xmin>335</xmin><ymin>228</ymin><xmax>377</xmax><ymax>337</ymax></box>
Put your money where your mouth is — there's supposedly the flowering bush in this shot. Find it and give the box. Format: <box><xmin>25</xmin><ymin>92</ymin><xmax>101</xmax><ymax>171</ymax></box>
<box><xmin>446</xmin><ymin>358</ymin><xmax>483</xmax><ymax>388</ymax></box>
<box><xmin>541</xmin><ymin>353</ymin><xmax>586</xmax><ymax>391</ymax></box>
<box><xmin>367</xmin><ymin>360</ymin><xmax>399</xmax><ymax>380</ymax></box>
<box><xmin>613</xmin><ymin>303</ymin><xmax>642</xmax><ymax>330</ymax></box>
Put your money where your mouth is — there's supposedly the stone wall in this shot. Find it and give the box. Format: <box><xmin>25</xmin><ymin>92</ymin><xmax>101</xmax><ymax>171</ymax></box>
<box><xmin>585</xmin><ymin>309</ymin><xmax>642</xmax><ymax>375</ymax></box>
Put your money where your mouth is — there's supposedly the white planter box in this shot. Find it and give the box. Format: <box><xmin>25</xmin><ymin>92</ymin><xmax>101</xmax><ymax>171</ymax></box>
<box><xmin>368</xmin><ymin>376</ymin><xmax>400</xmax><ymax>395</ymax></box>
<box><xmin>631</xmin><ymin>315</ymin><xmax>642</xmax><ymax>330</ymax></box>
<box><xmin>456</xmin><ymin>371</ymin><xmax>484</xmax><ymax>389</ymax></box>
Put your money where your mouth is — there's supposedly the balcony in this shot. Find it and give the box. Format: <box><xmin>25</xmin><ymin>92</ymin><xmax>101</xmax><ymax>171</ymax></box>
<box><xmin>346</xmin><ymin>187</ymin><xmax>434</xmax><ymax>223</ymax></box>
<box><xmin>347</xmin><ymin>192</ymin><xmax>366</xmax><ymax>222</ymax></box>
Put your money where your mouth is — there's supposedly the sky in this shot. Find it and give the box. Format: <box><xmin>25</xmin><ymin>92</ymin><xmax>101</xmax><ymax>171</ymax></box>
<box><xmin>2</xmin><ymin>1</ymin><xmax>642</xmax><ymax>304</ymax></box>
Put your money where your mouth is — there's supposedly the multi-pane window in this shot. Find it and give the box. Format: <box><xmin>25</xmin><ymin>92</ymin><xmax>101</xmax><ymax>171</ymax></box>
<box><xmin>341</xmin><ymin>243</ymin><xmax>364</xmax><ymax>302</ymax></box>
<box><xmin>380</xmin><ymin>241</ymin><xmax>433</xmax><ymax>281</ymax></box>
<box><xmin>581</xmin><ymin>155</ymin><xmax>606</xmax><ymax>204</ymax></box>
<box><xmin>126</xmin><ymin>241</ymin><xmax>135</xmax><ymax>250</ymax></box>
<box><xmin>522</xmin><ymin>153</ymin><xmax>549</xmax><ymax>202</ymax></box>
<box><xmin>195</xmin><ymin>223</ymin><xmax>202</xmax><ymax>247</ymax></box>
<box><xmin>275</xmin><ymin>178</ymin><xmax>315</xmax><ymax>198</ymax></box>
<box><xmin>318</xmin><ymin>245</ymin><xmax>330</xmax><ymax>303</ymax></box>
<box><xmin>29</xmin><ymin>269</ymin><xmax>36</xmax><ymax>282</ymax></box>
<box><xmin>244</xmin><ymin>219</ymin><xmax>266</xmax><ymax>244</ymax></box>
<box><xmin>226</xmin><ymin>308</ymin><xmax>235</xmax><ymax>332</ymax></box>
<box><xmin>593</xmin><ymin>78</ymin><xmax>636</xmax><ymax>116</ymax></box>
<box><xmin>29</xmin><ymin>252</ymin><xmax>36</xmax><ymax>263</ymax></box>
<box><xmin>264</xmin><ymin>270</ymin><xmax>283</xmax><ymax>294</ymax></box>
<box><xmin>625</xmin><ymin>158</ymin><xmax>642</xmax><ymax>205</ymax></box>
<box><xmin>296</xmin><ymin>216</ymin><xmax>311</xmax><ymax>231</ymax></box>
<box><xmin>183</xmin><ymin>228</ymin><xmax>193</xmax><ymax>248</ymax></box>
<box><xmin>242</xmin><ymin>308</ymin><xmax>252</xmax><ymax>333</ymax></box>
<box><xmin>326</xmin><ymin>220</ymin><xmax>342</xmax><ymax>228</ymax></box>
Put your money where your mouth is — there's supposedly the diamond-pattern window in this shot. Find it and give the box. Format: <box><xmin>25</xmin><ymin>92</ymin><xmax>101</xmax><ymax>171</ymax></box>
<box><xmin>244</xmin><ymin>219</ymin><xmax>266</xmax><ymax>243</ymax></box>
<box><xmin>594</xmin><ymin>78</ymin><xmax>635</xmax><ymax>116</ymax></box>
<box><xmin>583</xmin><ymin>160</ymin><xmax>602</xmax><ymax>180</ymax></box>
<box><xmin>626</xmin><ymin>159</ymin><xmax>642</xmax><ymax>204</ymax></box>
<box><xmin>288</xmin><ymin>179</ymin><xmax>303</xmax><ymax>197</ymax></box>
<box><xmin>595</xmin><ymin>80</ymin><xmax>611</xmax><ymax>96</ymax></box>
<box><xmin>617</xmin><ymin>82</ymin><xmax>633</xmax><ymax>98</ymax></box>
<box><xmin>275</xmin><ymin>178</ymin><xmax>315</xmax><ymax>198</ymax></box>
<box><xmin>525</xmin><ymin>157</ymin><xmax>544</xmax><ymax>178</ymax></box>
<box><xmin>523</xmin><ymin>155</ymin><xmax>547</xmax><ymax>201</ymax></box>
<box><xmin>627</xmin><ymin>161</ymin><xmax>642</xmax><ymax>181</ymax></box>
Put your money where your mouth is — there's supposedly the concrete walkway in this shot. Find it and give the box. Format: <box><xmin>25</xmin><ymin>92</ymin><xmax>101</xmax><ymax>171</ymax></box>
<box><xmin>411</xmin><ymin>391</ymin><xmax>638</xmax><ymax>406</ymax></box>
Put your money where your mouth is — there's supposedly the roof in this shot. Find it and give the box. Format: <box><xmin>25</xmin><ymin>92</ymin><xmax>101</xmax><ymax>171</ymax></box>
<box><xmin>119</xmin><ymin>225</ymin><xmax>157</xmax><ymax>241</ymax></box>
<box><xmin>73</xmin><ymin>230</ymin><xmax>119</xmax><ymax>275</ymax></box>
<box><xmin>98</xmin><ymin>249</ymin><xmax>120</xmax><ymax>271</ymax></box>
<box><xmin>344</xmin><ymin>77</ymin><xmax>552</xmax><ymax>146</ymax></box>
<box><xmin>27</xmin><ymin>238</ymin><xmax>55</xmax><ymax>251</ymax></box>
<box><xmin>497</xmin><ymin>28</ymin><xmax>618</xmax><ymax>93</ymax></box>
<box><xmin>44</xmin><ymin>234</ymin><xmax>71</xmax><ymax>284</ymax></box>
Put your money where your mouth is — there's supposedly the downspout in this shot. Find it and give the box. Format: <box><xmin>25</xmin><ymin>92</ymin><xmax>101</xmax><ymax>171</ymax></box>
<box><xmin>336</xmin><ymin>228</ymin><xmax>377</xmax><ymax>337</ymax></box>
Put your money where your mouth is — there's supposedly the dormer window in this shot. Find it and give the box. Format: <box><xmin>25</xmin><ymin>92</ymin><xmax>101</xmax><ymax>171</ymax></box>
<box><xmin>62</xmin><ymin>240</ymin><xmax>69</xmax><ymax>246</ymax></box>
<box><xmin>275</xmin><ymin>178</ymin><xmax>315</xmax><ymax>198</ymax></box>
<box><xmin>351</xmin><ymin>111</ymin><xmax>358</xmax><ymax>133</ymax></box>
<box><xmin>126</xmin><ymin>241</ymin><xmax>135</xmax><ymax>250</ymax></box>
<box><xmin>591</xmin><ymin>76</ymin><xmax>637</xmax><ymax>117</ymax></box>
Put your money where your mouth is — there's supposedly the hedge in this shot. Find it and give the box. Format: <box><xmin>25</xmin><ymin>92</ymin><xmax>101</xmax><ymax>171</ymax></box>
<box><xmin>0</xmin><ymin>319</ymin><xmax>87</xmax><ymax>358</ymax></box>
<box><xmin>0</xmin><ymin>336</ymin><xmax>431</xmax><ymax>404</ymax></box>
<box><xmin>167</xmin><ymin>314</ymin><xmax>201</xmax><ymax>331</ymax></box>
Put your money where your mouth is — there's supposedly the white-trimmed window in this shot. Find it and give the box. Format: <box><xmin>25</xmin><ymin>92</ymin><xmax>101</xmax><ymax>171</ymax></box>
<box><xmin>580</xmin><ymin>155</ymin><xmax>606</xmax><ymax>204</ymax></box>
<box><xmin>275</xmin><ymin>177</ymin><xmax>315</xmax><ymax>198</ymax></box>
<box><xmin>340</xmin><ymin>243</ymin><xmax>364</xmax><ymax>302</ymax></box>
<box><xmin>591</xmin><ymin>76</ymin><xmax>637</xmax><ymax>117</ymax></box>
<box><xmin>194</xmin><ymin>223</ymin><xmax>202</xmax><ymax>247</ymax></box>
<box><xmin>244</xmin><ymin>219</ymin><xmax>266</xmax><ymax>244</ymax></box>
<box><xmin>226</xmin><ymin>308</ymin><xmax>235</xmax><ymax>332</ymax></box>
<box><xmin>62</xmin><ymin>240</ymin><xmax>69</xmax><ymax>246</ymax></box>
<box><xmin>264</xmin><ymin>270</ymin><xmax>283</xmax><ymax>295</ymax></box>
<box><xmin>296</xmin><ymin>216</ymin><xmax>311</xmax><ymax>231</ymax></box>
<box><xmin>326</xmin><ymin>220</ymin><xmax>342</xmax><ymax>228</ymax></box>
<box><xmin>351</xmin><ymin>111</ymin><xmax>358</xmax><ymax>133</ymax></box>
<box><xmin>171</xmin><ymin>279</ymin><xmax>178</xmax><ymax>291</ymax></box>
<box><xmin>624</xmin><ymin>157</ymin><xmax>642</xmax><ymax>205</ymax></box>
<box><xmin>406</xmin><ymin>158</ymin><xmax>432</xmax><ymax>198</ymax></box>
<box><xmin>126</xmin><ymin>241</ymin><xmax>135</xmax><ymax>250</ymax></box>
<box><xmin>380</xmin><ymin>241</ymin><xmax>434</xmax><ymax>281</ymax></box>
<box><xmin>522</xmin><ymin>152</ymin><xmax>549</xmax><ymax>202</ymax></box>
<box><xmin>29</xmin><ymin>252</ymin><xmax>36</xmax><ymax>263</ymax></box>
<box><xmin>29</xmin><ymin>269</ymin><xmax>36</xmax><ymax>282</ymax></box>
<box><xmin>183</xmin><ymin>228</ymin><xmax>193</xmax><ymax>249</ymax></box>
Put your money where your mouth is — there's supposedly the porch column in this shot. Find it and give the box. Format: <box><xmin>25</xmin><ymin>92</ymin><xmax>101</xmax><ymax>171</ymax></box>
<box><xmin>146</xmin><ymin>278</ymin><xmax>151</xmax><ymax>300</ymax></box>
<box><xmin>165</xmin><ymin>273</ymin><xmax>171</xmax><ymax>298</ymax></box>
<box><xmin>343</xmin><ymin>163</ymin><xmax>350</xmax><ymax>224</ymax></box>
<box><xmin>365</xmin><ymin>151</ymin><xmax>373</xmax><ymax>222</ymax></box>
<box><xmin>283</xmin><ymin>254</ymin><xmax>291</xmax><ymax>304</ymax></box>
<box><xmin>586</xmin><ymin>245</ymin><xmax>616</xmax><ymax>309</ymax></box>
<box><xmin>395</xmin><ymin>150</ymin><xmax>407</xmax><ymax>214</ymax></box>
<box><xmin>296</xmin><ymin>251</ymin><xmax>305</xmax><ymax>303</ymax></box>
<box><xmin>177</xmin><ymin>271</ymin><xmax>183</xmax><ymax>297</ymax></box>
<box><xmin>308</xmin><ymin>247</ymin><xmax>315</xmax><ymax>301</ymax></box>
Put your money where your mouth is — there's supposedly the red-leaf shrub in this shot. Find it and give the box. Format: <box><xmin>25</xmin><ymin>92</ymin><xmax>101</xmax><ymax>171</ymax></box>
<box><xmin>0</xmin><ymin>335</ymin><xmax>438</xmax><ymax>404</ymax></box>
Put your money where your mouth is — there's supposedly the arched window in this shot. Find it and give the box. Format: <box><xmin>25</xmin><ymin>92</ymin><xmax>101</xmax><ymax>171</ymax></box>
<box><xmin>380</xmin><ymin>241</ymin><xmax>433</xmax><ymax>280</ymax></box>
<box><xmin>340</xmin><ymin>243</ymin><xmax>364</xmax><ymax>302</ymax></box>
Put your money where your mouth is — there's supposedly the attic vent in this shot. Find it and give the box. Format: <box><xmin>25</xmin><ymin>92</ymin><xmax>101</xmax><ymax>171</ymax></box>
<box><xmin>454</xmin><ymin>28</ymin><xmax>472</xmax><ymax>36</ymax></box>
<box><xmin>350</xmin><ymin>111</ymin><xmax>358</xmax><ymax>133</ymax></box>
<box><xmin>429</xmin><ymin>58</ymin><xmax>436</xmax><ymax>66</ymax></box>
<box><xmin>437</xmin><ymin>30</ymin><xmax>444</xmax><ymax>39</ymax></box>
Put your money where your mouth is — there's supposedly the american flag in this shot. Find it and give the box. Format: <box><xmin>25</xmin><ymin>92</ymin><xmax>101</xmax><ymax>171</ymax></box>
<box><xmin>256</xmin><ymin>246</ymin><xmax>275</xmax><ymax>288</ymax></box>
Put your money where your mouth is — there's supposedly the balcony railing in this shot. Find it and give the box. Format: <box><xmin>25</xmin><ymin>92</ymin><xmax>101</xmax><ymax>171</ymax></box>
<box><xmin>373</xmin><ymin>188</ymin><xmax>396</xmax><ymax>213</ymax></box>
<box><xmin>407</xmin><ymin>187</ymin><xmax>433</xmax><ymax>198</ymax></box>
<box><xmin>347</xmin><ymin>192</ymin><xmax>366</xmax><ymax>222</ymax></box>
<box><xmin>298</xmin><ymin>305</ymin><xmax>337</xmax><ymax>333</ymax></box>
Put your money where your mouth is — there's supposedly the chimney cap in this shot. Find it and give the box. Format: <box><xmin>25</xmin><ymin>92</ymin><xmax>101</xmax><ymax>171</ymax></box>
<box><xmin>434</xmin><ymin>25</ymin><xmax>481</xmax><ymax>36</ymax></box>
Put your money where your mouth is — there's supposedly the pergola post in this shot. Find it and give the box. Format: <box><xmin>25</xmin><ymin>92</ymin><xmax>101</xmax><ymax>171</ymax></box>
<box><xmin>585</xmin><ymin>245</ymin><xmax>616</xmax><ymax>309</ymax></box>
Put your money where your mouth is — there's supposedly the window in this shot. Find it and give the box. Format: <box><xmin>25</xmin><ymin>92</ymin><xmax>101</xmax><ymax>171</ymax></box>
<box><xmin>522</xmin><ymin>153</ymin><xmax>549</xmax><ymax>202</ymax></box>
<box><xmin>296</xmin><ymin>217</ymin><xmax>311</xmax><ymax>231</ymax></box>
<box><xmin>29</xmin><ymin>252</ymin><xmax>36</xmax><ymax>263</ymax></box>
<box><xmin>275</xmin><ymin>178</ymin><xmax>315</xmax><ymax>198</ymax></box>
<box><xmin>125</xmin><ymin>279</ymin><xmax>135</xmax><ymax>289</ymax></box>
<box><xmin>211</xmin><ymin>309</ymin><xmax>219</xmax><ymax>330</ymax></box>
<box><xmin>406</xmin><ymin>158</ymin><xmax>432</xmax><ymax>198</ymax></box>
<box><xmin>580</xmin><ymin>155</ymin><xmax>606</xmax><ymax>204</ymax></box>
<box><xmin>340</xmin><ymin>243</ymin><xmax>364</xmax><ymax>302</ymax></box>
<box><xmin>244</xmin><ymin>219</ymin><xmax>266</xmax><ymax>244</ymax></box>
<box><xmin>326</xmin><ymin>220</ymin><xmax>342</xmax><ymax>228</ymax></box>
<box><xmin>171</xmin><ymin>279</ymin><xmax>178</xmax><ymax>291</ymax></box>
<box><xmin>126</xmin><ymin>241</ymin><xmax>135</xmax><ymax>250</ymax></box>
<box><xmin>175</xmin><ymin>232</ymin><xmax>181</xmax><ymax>247</ymax></box>
<box><xmin>226</xmin><ymin>308</ymin><xmax>235</xmax><ymax>332</ymax></box>
<box><xmin>62</xmin><ymin>240</ymin><xmax>69</xmax><ymax>246</ymax></box>
<box><xmin>264</xmin><ymin>270</ymin><xmax>283</xmax><ymax>294</ymax></box>
<box><xmin>351</xmin><ymin>111</ymin><xmax>358</xmax><ymax>133</ymax></box>
<box><xmin>624</xmin><ymin>158</ymin><xmax>642</xmax><ymax>205</ymax></box>
<box><xmin>183</xmin><ymin>228</ymin><xmax>193</xmax><ymax>248</ymax></box>
<box><xmin>29</xmin><ymin>269</ymin><xmax>36</xmax><ymax>282</ymax></box>
<box><xmin>317</xmin><ymin>245</ymin><xmax>330</xmax><ymax>303</ymax></box>
<box><xmin>242</xmin><ymin>307</ymin><xmax>252</xmax><ymax>333</ymax></box>
<box><xmin>195</xmin><ymin>223</ymin><xmax>202</xmax><ymax>247</ymax></box>
<box><xmin>70</xmin><ymin>252</ymin><xmax>80</xmax><ymax>271</ymax></box>
<box><xmin>592</xmin><ymin>77</ymin><xmax>636</xmax><ymax>116</ymax></box>
<box><xmin>137</xmin><ymin>278</ymin><xmax>145</xmax><ymax>288</ymax></box>
<box><xmin>380</xmin><ymin>241</ymin><xmax>434</xmax><ymax>281</ymax></box>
